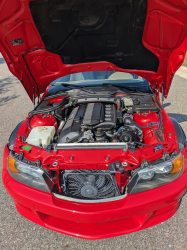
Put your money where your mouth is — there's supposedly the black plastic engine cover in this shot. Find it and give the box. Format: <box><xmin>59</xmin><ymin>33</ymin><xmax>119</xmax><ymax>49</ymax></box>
<box><xmin>58</xmin><ymin>105</ymin><xmax>84</xmax><ymax>143</ymax></box>
<box><xmin>82</xmin><ymin>103</ymin><xmax>104</xmax><ymax>125</ymax></box>
<box><xmin>58</xmin><ymin>103</ymin><xmax>116</xmax><ymax>143</ymax></box>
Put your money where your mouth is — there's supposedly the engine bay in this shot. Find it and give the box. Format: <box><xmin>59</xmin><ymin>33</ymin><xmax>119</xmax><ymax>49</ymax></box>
<box><xmin>27</xmin><ymin>94</ymin><xmax>162</xmax><ymax>149</ymax></box>
<box><xmin>10</xmin><ymin>92</ymin><xmax>181</xmax><ymax>201</ymax></box>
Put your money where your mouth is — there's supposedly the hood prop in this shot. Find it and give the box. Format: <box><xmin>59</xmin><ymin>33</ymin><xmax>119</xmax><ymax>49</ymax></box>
<box><xmin>162</xmin><ymin>82</ymin><xmax>164</xmax><ymax>105</ymax></box>
<box><xmin>22</xmin><ymin>49</ymin><xmax>41</xmax><ymax>104</ymax></box>
<box><xmin>33</xmin><ymin>88</ymin><xmax>35</xmax><ymax>108</ymax></box>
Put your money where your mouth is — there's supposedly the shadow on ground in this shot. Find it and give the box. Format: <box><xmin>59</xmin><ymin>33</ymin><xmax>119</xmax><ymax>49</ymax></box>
<box><xmin>0</xmin><ymin>76</ymin><xmax>20</xmax><ymax>106</ymax></box>
<box><xmin>167</xmin><ymin>113</ymin><xmax>187</xmax><ymax>123</ymax></box>
<box><xmin>163</xmin><ymin>103</ymin><xmax>171</xmax><ymax>108</ymax></box>
<box><xmin>163</xmin><ymin>103</ymin><xmax>187</xmax><ymax>124</ymax></box>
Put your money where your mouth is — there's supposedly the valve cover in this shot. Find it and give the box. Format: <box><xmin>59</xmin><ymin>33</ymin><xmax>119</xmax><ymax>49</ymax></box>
<box><xmin>58</xmin><ymin>103</ymin><xmax>116</xmax><ymax>143</ymax></box>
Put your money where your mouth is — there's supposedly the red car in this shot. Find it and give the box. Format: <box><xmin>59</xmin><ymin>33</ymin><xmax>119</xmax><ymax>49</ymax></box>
<box><xmin>1</xmin><ymin>0</ymin><xmax>187</xmax><ymax>240</ymax></box>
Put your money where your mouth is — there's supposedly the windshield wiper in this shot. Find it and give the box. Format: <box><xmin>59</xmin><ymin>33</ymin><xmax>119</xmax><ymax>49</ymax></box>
<box><xmin>52</xmin><ymin>83</ymin><xmax>96</xmax><ymax>94</ymax></box>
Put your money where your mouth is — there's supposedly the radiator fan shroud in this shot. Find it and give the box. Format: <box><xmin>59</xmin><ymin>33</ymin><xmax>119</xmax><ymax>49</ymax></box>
<box><xmin>62</xmin><ymin>170</ymin><xmax>120</xmax><ymax>200</ymax></box>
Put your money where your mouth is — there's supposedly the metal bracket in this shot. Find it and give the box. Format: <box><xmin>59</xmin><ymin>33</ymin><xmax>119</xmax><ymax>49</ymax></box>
<box><xmin>18</xmin><ymin>152</ymin><xmax>24</xmax><ymax>161</ymax></box>
<box><xmin>46</xmin><ymin>145</ymin><xmax>52</xmax><ymax>153</ymax></box>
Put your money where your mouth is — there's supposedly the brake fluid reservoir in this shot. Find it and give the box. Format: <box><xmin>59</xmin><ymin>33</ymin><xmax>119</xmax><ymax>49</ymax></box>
<box><xmin>26</xmin><ymin>126</ymin><xmax>55</xmax><ymax>148</ymax></box>
<box><xmin>123</xmin><ymin>96</ymin><xmax>133</xmax><ymax>107</ymax></box>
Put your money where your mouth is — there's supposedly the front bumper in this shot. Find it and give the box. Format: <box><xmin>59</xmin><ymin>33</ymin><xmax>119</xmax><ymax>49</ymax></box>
<box><xmin>2</xmin><ymin>145</ymin><xmax>187</xmax><ymax>239</ymax></box>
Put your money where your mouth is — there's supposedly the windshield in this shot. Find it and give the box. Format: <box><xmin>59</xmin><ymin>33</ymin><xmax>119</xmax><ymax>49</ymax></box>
<box><xmin>47</xmin><ymin>71</ymin><xmax>151</xmax><ymax>96</ymax></box>
<box><xmin>52</xmin><ymin>71</ymin><xmax>144</xmax><ymax>85</ymax></box>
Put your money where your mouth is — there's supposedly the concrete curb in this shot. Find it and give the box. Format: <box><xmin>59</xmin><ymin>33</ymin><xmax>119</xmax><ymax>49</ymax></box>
<box><xmin>176</xmin><ymin>66</ymin><xmax>187</xmax><ymax>80</ymax></box>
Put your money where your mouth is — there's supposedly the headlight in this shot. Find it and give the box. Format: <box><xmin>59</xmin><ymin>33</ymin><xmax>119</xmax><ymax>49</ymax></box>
<box><xmin>7</xmin><ymin>153</ymin><xmax>54</xmax><ymax>193</ymax></box>
<box><xmin>127</xmin><ymin>153</ymin><xmax>184</xmax><ymax>194</ymax></box>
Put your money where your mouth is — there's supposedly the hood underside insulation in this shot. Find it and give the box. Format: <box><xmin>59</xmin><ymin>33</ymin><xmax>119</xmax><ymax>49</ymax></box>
<box><xmin>29</xmin><ymin>0</ymin><xmax>159</xmax><ymax>72</ymax></box>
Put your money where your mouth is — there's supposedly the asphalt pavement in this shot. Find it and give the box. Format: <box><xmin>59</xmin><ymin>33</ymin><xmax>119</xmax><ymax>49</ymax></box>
<box><xmin>0</xmin><ymin>54</ymin><xmax>187</xmax><ymax>250</ymax></box>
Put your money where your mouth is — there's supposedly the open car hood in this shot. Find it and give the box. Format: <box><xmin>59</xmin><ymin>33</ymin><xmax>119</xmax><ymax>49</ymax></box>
<box><xmin>0</xmin><ymin>0</ymin><xmax>187</xmax><ymax>101</ymax></box>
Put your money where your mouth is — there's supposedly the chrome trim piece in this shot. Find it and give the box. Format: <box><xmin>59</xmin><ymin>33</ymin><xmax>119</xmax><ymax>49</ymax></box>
<box><xmin>53</xmin><ymin>192</ymin><xmax>127</xmax><ymax>203</ymax></box>
<box><xmin>55</xmin><ymin>142</ymin><xmax>128</xmax><ymax>150</ymax></box>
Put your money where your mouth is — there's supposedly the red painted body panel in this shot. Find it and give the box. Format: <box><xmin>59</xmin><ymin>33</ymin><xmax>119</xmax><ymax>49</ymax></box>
<box><xmin>0</xmin><ymin>0</ymin><xmax>187</xmax><ymax>99</ymax></box>
<box><xmin>30</xmin><ymin>114</ymin><xmax>58</xmax><ymax>131</ymax></box>
<box><xmin>134</xmin><ymin>112</ymin><xmax>160</xmax><ymax>144</ymax></box>
<box><xmin>2</xmin><ymin>144</ymin><xmax>187</xmax><ymax>239</ymax></box>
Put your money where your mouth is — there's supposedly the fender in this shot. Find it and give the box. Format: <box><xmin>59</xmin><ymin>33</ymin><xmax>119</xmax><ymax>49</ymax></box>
<box><xmin>8</xmin><ymin>122</ymin><xmax>23</xmax><ymax>150</ymax></box>
<box><xmin>171</xmin><ymin>118</ymin><xmax>186</xmax><ymax>151</ymax></box>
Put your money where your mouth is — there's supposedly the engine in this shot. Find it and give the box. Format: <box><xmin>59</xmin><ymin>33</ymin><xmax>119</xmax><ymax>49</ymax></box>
<box><xmin>58</xmin><ymin>103</ymin><xmax>117</xmax><ymax>143</ymax></box>
<box><xmin>57</xmin><ymin>99</ymin><xmax>147</xmax><ymax>144</ymax></box>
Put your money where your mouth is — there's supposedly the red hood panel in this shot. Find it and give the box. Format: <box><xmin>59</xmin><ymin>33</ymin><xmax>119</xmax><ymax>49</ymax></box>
<box><xmin>0</xmin><ymin>0</ymin><xmax>187</xmax><ymax>100</ymax></box>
